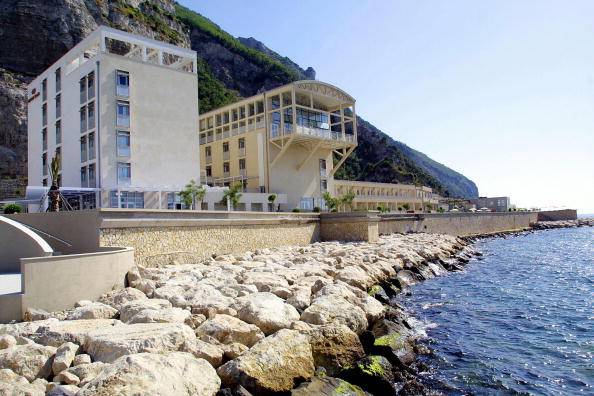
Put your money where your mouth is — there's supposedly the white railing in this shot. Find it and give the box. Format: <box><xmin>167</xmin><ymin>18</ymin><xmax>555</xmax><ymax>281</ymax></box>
<box><xmin>205</xmin><ymin>155</ymin><xmax>212</xmax><ymax>164</ymax></box>
<box><xmin>269</xmin><ymin>124</ymin><xmax>356</xmax><ymax>144</ymax></box>
<box><xmin>223</xmin><ymin>151</ymin><xmax>230</xmax><ymax>161</ymax></box>
<box><xmin>238</xmin><ymin>147</ymin><xmax>246</xmax><ymax>157</ymax></box>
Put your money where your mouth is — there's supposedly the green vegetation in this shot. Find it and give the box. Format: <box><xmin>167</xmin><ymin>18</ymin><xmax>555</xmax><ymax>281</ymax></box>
<box><xmin>322</xmin><ymin>191</ymin><xmax>357</xmax><ymax>212</ymax></box>
<box><xmin>220</xmin><ymin>182</ymin><xmax>243</xmax><ymax>210</ymax></box>
<box><xmin>267</xmin><ymin>193</ymin><xmax>277</xmax><ymax>211</ymax></box>
<box><xmin>368</xmin><ymin>285</ymin><xmax>382</xmax><ymax>296</ymax></box>
<box><xmin>402</xmin><ymin>203</ymin><xmax>411</xmax><ymax>211</ymax></box>
<box><xmin>357</xmin><ymin>356</ymin><xmax>385</xmax><ymax>377</ymax></box>
<box><xmin>196</xmin><ymin>58</ymin><xmax>240</xmax><ymax>113</ymax></box>
<box><xmin>313</xmin><ymin>206</ymin><xmax>321</xmax><ymax>213</ymax></box>
<box><xmin>3</xmin><ymin>203</ymin><xmax>22</xmax><ymax>214</ymax></box>
<box><xmin>175</xmin><ymin>4</ymin><xmax>299</xmax><ymax>81</ymax></box>
<box><xmin>437</xmin><ymin>207</ymin><xmax>445</xmax><ymax>213</ymax></box>
<box><xmin>116</xmin><ymin>1</ymin><xmax>182</xmax><ymax>44</ymax></box>
<box><xmin>292</xmin><ymin>208</ymin><xmax>301</xmax><ymax>212</ymax></box>
<box><xmin>335</xmin><ymin>380</ymin><xmax>366</xmax><ymax>395</ymax></box>
<box><xmin>376</xmin><ymin>205</ymin><xmax>390</xmax><ymax>213</ymax></box>
<box><xmin>374</xmin><ymin>333</ymin><xmax>405</xmax><ymax>350</ymax></box>
<box><xmin>179</xmin><ymin>180</ymin><xmax>206</xmax><ymax>209</ymax></box>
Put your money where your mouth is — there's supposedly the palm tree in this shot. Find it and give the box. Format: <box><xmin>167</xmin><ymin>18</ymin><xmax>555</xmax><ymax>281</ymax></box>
<box><xmin>267</xmin><ymin>193</ymin><xmax>277</xmax><ymax>212</ymax></box>
<box><xmin>180</xmin><ymin>180</ymin><xmax>206</xmax><ymax>210</ymax></box>
<box><xmin>48</xmin><ymin>150</ymin><xmax>61</xmax><ymax>212</ymax></box>
<box><xmin>340</xmin><ymin>192</ymin><xmax>355</xmax><ymax>212</ymax></box>
<box><xmin>220</xmin><ymin>182</ymin><xmax>243</xmax><ymax>211</ymax></box>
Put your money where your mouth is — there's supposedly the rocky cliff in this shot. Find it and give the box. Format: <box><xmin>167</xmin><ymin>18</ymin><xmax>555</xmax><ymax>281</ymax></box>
<box><xmin>0</xmin><ymin>0</ymin><xmax>478</xmax><ymax>199</ymax></box>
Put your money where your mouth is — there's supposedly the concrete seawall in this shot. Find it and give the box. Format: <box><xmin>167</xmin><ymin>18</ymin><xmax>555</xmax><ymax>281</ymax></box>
<box><xmin>379</xmin><ymin>212</ymin><xmax>539</xmax><ymax>237</ymax></box>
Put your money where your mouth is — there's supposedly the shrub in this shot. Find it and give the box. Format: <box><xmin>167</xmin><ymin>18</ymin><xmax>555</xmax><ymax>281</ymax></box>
<box><xmin>313</xmin><ymin>206</ymin><xmax>321</xmax><ymax>213</ymax></box>
<box><xmin>3</xmin><ymin>203</ymin><xmax>22</xmax><ymax>214</ymax></box>
<box><xmin>292</xmin><ymin>208</ymin><xmax>301</xmax><ymax>213</ymax></box>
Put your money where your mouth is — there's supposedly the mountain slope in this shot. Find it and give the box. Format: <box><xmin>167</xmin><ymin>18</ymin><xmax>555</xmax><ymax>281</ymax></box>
<box><xmin>0</xmin><ymin>0</ymin><xmax>478</xmax><ymax>199</ymax></box>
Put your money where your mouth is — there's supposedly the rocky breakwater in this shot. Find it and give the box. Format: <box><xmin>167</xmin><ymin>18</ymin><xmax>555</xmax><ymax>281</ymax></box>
<box><xmin>0</xmin><ymin>233</ymin><xmax>478</xmax><ymax>395</ymax></box>
<box><xmin>532</xmin><ymin>219</ymin><xmax>593</xmax><ymax>230</ymax></box>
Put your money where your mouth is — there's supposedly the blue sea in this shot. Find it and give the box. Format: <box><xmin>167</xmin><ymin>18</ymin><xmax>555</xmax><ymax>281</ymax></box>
<box><xmin>401</xmin><ymin>227</ymin><xmax>593</xmax><ymax>395</ymax></box>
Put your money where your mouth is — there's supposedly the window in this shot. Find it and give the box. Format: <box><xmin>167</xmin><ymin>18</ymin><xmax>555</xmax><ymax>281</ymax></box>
<box><xmin>223</xmin><ymin>112</ymin><xmax>229</xmax><ymax>124</ymax></box>
<box><xmin>205</xmin><ymin>146</ymin><xmax>211</xmax><ymax>157</ymax></box>
<box><xmin>239</xmin><ymin>159</ymin><xmax>246</xmax><ymax>170</ymax></box>
<box><xmin>269</xmin><ymin>95</ymin><xmax>280</xmax><ymax>109</ymax></box>
<box><xmin>117</xmin><ymin>102</ymin><xmax>130</xmax><ymax>127</ymax></box>
<box><xmin>238</xmin><ymin>138</ymin><xmax>245</xmax><ymax>149</ymax></box>
<box><xmin>42</xmin><ymin>153</ymin><xmax>47</xmax><ymax>176</ymax></box>
<box><xmin>116</xmin><ymin>70</ymin><xmax>129</xmax><ymax>97</ymax></box>
<box><xmin>223</xmin><ymin>142</ymin><xmax>229</xmax><ymax>152</ymax></box>
<box><xmin>88</xmin><ymin>163</ymin><xmax>96</xmax><ymax>186</ymax></box>
<box><xmin>80</xmin><ymin>136</ymin><xmax>87</xmax><ymax>162</ymax></box>
<box><xmin>320</xmin><ymin>179</ymin><xmax>328</xmax><ymax>192</ymax></box>
<box><xmin>110</xmin><ymin>191</ymin><xmax>144</xmax><ymax>209</ymax></box>
<box><xmin>239</xmin><ymin>106</ymin><xmax>245</xmax><ymax>119</ymax></box>
<box><xmin>87</xmin><ymin>72</ymin><xmax>95</xmax><ymax>100</ymax></box>
<box><xmin>296</xmin><ymin>108</ymin><xmax>329</xmax><ymax>130</ymax></box>
<box><xmin>300</xmin><ymin>197</ymin><xmax>314</xmax><ymax>211</ymax></box>
<box><xmin>88</xmin><ymin>132</ymin><xmax>95</xmax><ymax>160</ymax></box>
<box><xmin>256</xmin><ymin>100</ymin><xmax>264</xmax><ymax>114</ymax></box>
<box><xmin>117</xmin><ymin>162</ymin><xmax>131</xmax><ymax>185</ymax></box>
<box><xmin>282</xmin><ymin>92</ymin><xmax>292</xmax><ymax>106</ymax></box>
<box><xmin>117</xmin><ymin>130</ymin><xmax>130</xmax><ymax>157</ymax></box>
<box><xmin>42</xmin><ymin>178</ymin><xmax>47</xmax><ymax>187</ymax></box>
<box><xmin>80</xmin><ymin>166</ymin><xmax>87</xmax><ymax>187</ymax></box>
<box><xmin>42</xmin><ymin>104</ymin><xmax>47</xmax><ymax>126</ymax></box>
<box><xmin>80</xmin><ymin>106</ymin><xmax>87</xmax><ymax>132</ymax></box>
<box><xmin>42</xmin><ymin>128</ymin><xmax>47</xmax><ymax>151</ymax></box>
<box><xmin>55</xmin><ymin>94</ymin><xmax>61</xmax><ymax>118</ymax></box>
<box><xmin>55</xmin><ymin>121</ymin><xmax>61</xmax><ymax>144</ymax></box>
<box><xmin>87</xmin><ymin>101</ymin><xmax>95</xmax><ymax>129</ymax></box>
<box><xmin>42</xmin><ymin>79</ymin><xmax>47</xmax><ymax>101</ymax></box>
<box><xmin>205</xmin><ymin>166</ymin><xmax>212</xmax><ymax>177</ymax></box>
<box><xmin>80</xmin><ymin>77</ymin><xmax>87</xmax><ymax>103</ymax></box>
<box><xmin>55</xmin><ymin>68</ymin><xmax>61</xmax><ymax>92</ymax></box>
<box><xmin>167</xmin><ymin>192</ymin><xmax>183</xmax><ymax>210</ymax></box>
<box><xmin>232</xmin><ymin>109</ymin><xmax>238</xmax><ymax>122</ymax></box>
<box><xmin>223</xmin><ymin>162</ymin><xmax>230</xmax><ymax>173</ymax></box>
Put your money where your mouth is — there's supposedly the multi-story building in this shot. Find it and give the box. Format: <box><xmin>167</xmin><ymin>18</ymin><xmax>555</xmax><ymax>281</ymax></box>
<box><xmin>334</xmin><ymin>180</ymin><xmax>440</xmax><ymax>212</ymax></box>
<box><xmin>198</xmin><ymin>81</ymin><xmax>357</xmax><ymax>210</ymax></box>
<box><xmin>470</xmin><ymin>196</ymin><xmax>511</xmax><ymax>212</ymax></box>
<box><xmin>26</xmin><ymin>26</ymin><xmax>199</xmax><ymax>210</ymax></box>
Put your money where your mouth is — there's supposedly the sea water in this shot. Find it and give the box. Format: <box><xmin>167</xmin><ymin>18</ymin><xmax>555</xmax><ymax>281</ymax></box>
<box><xmin>400</xmin><ymin>227</ymin><xmax>593</xmax><ymax>395</ymax></box>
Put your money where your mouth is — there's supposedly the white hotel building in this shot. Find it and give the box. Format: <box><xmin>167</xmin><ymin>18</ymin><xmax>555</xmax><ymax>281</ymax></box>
<box><xmin>26</xmin><ymin>26</ymin><xmax>199</xmax><ymax>210</ymax></box>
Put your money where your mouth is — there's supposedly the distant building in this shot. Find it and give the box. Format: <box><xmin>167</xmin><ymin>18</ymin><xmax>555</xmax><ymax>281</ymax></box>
<box><xmin>470</xmin><ymin>196</ymin><xmax>511</xmax><ymax>212</ymax></box>
<box><xmin>26</xmin><ymin>26</ymin><xmax>199</xmax><ymax>210</ymax></box>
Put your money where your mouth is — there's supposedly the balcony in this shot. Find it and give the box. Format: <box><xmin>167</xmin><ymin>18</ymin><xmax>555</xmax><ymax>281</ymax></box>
<box><xmin>199</xmin><ymin>136</ymin><xmax>206</xmax><ymax>144</ymax></box>
<box><xmin>239</xmin><ymin>169</ymin><xmax>247</xmax><ymax>178</ymax></box>
<box><xmin>205</xmin><ymin>155</ymin><xmax>212</xmax><ymax>164</ymax></box>
<box><xmin>223</xmin><ymin>151</ymin><xmax>230</xmax><ymax>161</ymax></box>
<box><xmin>270</xmin><ymin>123</ymin><xmax>356</xmax><ymax>148</ymax></box>
<box><xmin>223</xmin><ymin>171</ymin><xmax>230</xmax><ymax>178</ymax></box>
<box><xmin>238</xmin><ymin>147</ymin><xmax>246</xmax><ymax>157</ymax></box>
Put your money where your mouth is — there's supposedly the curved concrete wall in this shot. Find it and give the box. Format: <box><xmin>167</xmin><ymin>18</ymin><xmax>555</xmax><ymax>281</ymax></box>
<box><xmin>0</xmin><ymin>216</ymin><xmax>53</xmax><ymax>273</ymax></box>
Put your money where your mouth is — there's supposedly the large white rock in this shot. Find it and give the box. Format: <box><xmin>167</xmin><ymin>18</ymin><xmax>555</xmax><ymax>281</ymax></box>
<box><xmin>30</xmin><ymin>319</ymin><xmax>123</xmax><ymax>347</ymax></box>
<box><xmin>196</xmin><ymin>314</ymin><xmax>264</xmax><ymax>347</ymax></box>
<box><xmin>98</xmin><ymin>287</ymin><xmax>147</xmax><ymax>311</ymax></box>
<box><xmin>77</xmin><ymin>352</ymin><xmax>220</xmax><ymax>396</ymax></box>
<box><xmin>180</xmin><ymin>339</ymin><xmax>224</xmax><ymax>368</ymax></box>
<box><xmin>126</xmin><ymin>307</ymin><xmax>191</xmax><ymax>324</ymax></box>
<box><xmin>66</xmin><ymin>303</ymin><xmax>118</xmax><ymax>320</ymax></box>
<box><xmin>83</xmin><ymin>323</ymin><xmax>196</xmax><ymax>363</ymax></box>
<box><xmin>300</xmin><ymin>296</ymin><xmax>368</xmax><ymax>335</ymax></box>
<box><xmin>235</xmin><ymin>292</ymin><xmax>300</xmax><ymax>335</ymax></box>
<box><xmin>0</xmin><ymin>334</ymin><xmax>17</xmax><ymax>349</ymax></box>
<box><xmin>217</xmin><ymin>329</ymin><xmax>314</xmax><ymax>394</ymax></box>
<box><xmin>119</xmin><ymin>299</ymin><xmax>172</xmax><ymax>323</ymax></box>
<box><xmin>0</xmin><ymin>368</ymin><xmax>46</xmax><ymax>395</ymax></box>
<box><xmin>286</xmin><ymin>286</ymin><xmax>312</xmax><ymax>312</ymax></box>
<box><xmin>0</xmin><ymin>343</ymin><xmax>57</xmax><ymax>381</ymax></box>
<box><xmin>186</xmin><ymin>284</ymin><xmax>235</xmax><ymax>316</ymax></box>
<box><xmin>52</xmin><ymin>342</ymin><xmax>79</xmax><ymax>375</ymax></box>
<box><xmin>241</xmin><ymin>272</ymin><xmax>289</xmax><ymax>291</ymax></box>
<box><xmin>63</xmin><ymin>362</ymin><xmax>108</xmax><ymax>386</ymax></box>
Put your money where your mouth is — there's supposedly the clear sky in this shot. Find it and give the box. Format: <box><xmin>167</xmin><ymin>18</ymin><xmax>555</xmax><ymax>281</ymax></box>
<box><xmin>180</xmin><ymin>0</ymin><xmax>594</xmax><ymax>213</ymax></box>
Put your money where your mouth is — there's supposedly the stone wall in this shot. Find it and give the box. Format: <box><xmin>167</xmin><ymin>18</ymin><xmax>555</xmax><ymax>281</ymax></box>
<box><xmin>100</xmin><ymin>222</ymin><xmax>319</xmax><ymax>267</ymax></box>
<box><xmin>379</xmin><ymin>212</ymin><xmax>539</xmax><ymax>237</ymax></box>
<box><xmin>537</xmin><ymin>209</ymin><xmax>577</xmax><ymax>221</ymax></box>
<box><xmin>319</xmin><ymin>212</ymin><xmax>380</xmax><ymax>243</ymax></box>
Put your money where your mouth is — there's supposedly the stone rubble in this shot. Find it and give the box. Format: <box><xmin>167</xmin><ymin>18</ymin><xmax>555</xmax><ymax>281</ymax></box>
<box><xmin>0</xmin><ymin>233</ymin><xmax>477</xmax><ymax>395</ymax></box>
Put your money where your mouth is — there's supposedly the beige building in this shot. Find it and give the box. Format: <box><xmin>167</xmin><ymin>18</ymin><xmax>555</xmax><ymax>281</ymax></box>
<box><xmin>26</xmin><ymin>26</ymin><xmax>199</xmax><ymax>210</ymax></box>
<box><xmin>199</xmin><ymin>81</ymin><xmax>357</xmax><ymax>210</ymax></box>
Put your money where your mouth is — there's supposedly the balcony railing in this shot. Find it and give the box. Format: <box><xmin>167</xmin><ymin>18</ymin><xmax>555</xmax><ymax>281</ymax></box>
<box><xmin>200</xmin><ymin>136</ymin><xmax>206</xmax><ymax>144</ymax></box>
<box><xmin>223</xmin><ymin>151</ymin><xmax>230</xmax><ymax>160</ymax></box>
<box><xmin>270</xmin><ymin>124</ymin><xmax>356</xmax><ymax>144</ymax></box>
<box><xmin>239</xmin><ymin>169</ymin><xmax>247</xmax><ymax>177</ymax></box>
<box><xmin>238</xmin><ymin>147</ymin><xmax>246</xmax><ymax>157</ymax></box>
<box><xmin>205</xmin><ymin>155</ymin><xmax>212</xmax><ymax>164</ymax></box>
<box><xmin>223</xmin><ymin>171</ymin><xmax>230</xmax><ymax>178</ymax></box>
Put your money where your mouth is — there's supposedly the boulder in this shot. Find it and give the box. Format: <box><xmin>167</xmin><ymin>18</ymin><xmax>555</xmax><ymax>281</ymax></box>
<box><xmin>187</xmin><ymin>284</ymin><xmax>235</xmax><ymax>316</ymax></box>
<box><xmin>98</xmin><ymin>287</ymin><xmax>147</xmax><ymax>311</ymax></box>
<box><xmin>180</xmin><ymin>339</ymin><xmax>224</xmax><ymax>368</ymax></box>
<box><xmin>196</xmin><ymin>314</ymin><xmax>265</xmax><ymax>347</ymax></box>
<box><xmin>0</xmin><ymin>343</ymin><xmax>56</xmax><ymax>381</ymax></box>
<box><xmin>0</xmin><ymin>334</ymin><xmax>17</xmax><ymax>349</ymax></box>
<box><xmin>52</xmin><ymin>342</ymin><xmax>79</xmax><ymax>375</ymax></box>
<box><xmin>286</xmin><ymin>287</ymin><xmax>312</xmax><ymax>312</ymax></box>
<box><xmin>306</xmin><ymin>325</ymin><xmax>366</xmax><ymax>375</ymax></box>
<box><xmin>222</xmin><ymin>342</ymin><xmax>248</xmax><ymax>360</ymax></box>
<box><xmin>341</xmin><ymin>355</ymin><xmax>395</xmax><ymax>395</ymax></box>
<box><xmin>300</xmin><ymin>296</ymin><xmax>368</xmax><ymax>335</ymax></box>
<box><xmin>335</xmin><ymin>266</ymin><xmax>374</xmax><ymax>290</ymax></box>
<box><xmin>23</xmin><ymin>308</ymin><xmax>52</xmax><ymax>322</ymax></box>
<box><xmin>47</xmin><ymin>384</ymin><xmax>80</xmax><ymax>395</ymax></box>
<box><xmin>66</xmin><ymin>303</ymin><xmax>118</xmax><ymax>320</ymax></box>
<box><xmin>72</xmin><ymin>354</ymin><xmax>92</xmax><ymax>366</ymax></box>
<box><xmin>184</xmin><ymin>313</ymin><xmax>207</xmax><ymax>329</ymax></box>
<box><xmin>119</xmin><ymin>299</ymin><xmax>172</xmax><ymax>323</ymax></box>
<box><xmin>55</xmin><ymin>370</ymin><xmax>80</xmax><ymax>385</ymax></box>
<box><xmin>291</xmin><ymin>376</ymin><xmax>369</xmax><ymax>396</ymax></box>
<box><xmin>83</xmin><ymin>323</ymin><xmax>196</xmax><ymax>363</ymax></box>
<box><xmin>0</xmin><ymin>368</ymin><xmax>46</xmax><ymax>395</ymax></box>
<box><xmin>63</xmin><ymin>362</ymin><xmax>108</xmax><ymax>386</ymax></box>
<box><xmin>217</xmin><ymin>329</ymin><xmax>314</xmax><ymax>394</ymax></box>
<box><xmin>126</xmin><ymin>307</ymin><xmax>191</xmax><ymax>324</ymax></box>
<box><xmin>0</xmin><ymin>318</ymin><xmax>59</xmax><ymax>339</ymax></box>
<box><xmin>30</xmin><ymin>319</ymin><xmax>123</xmax><ymax>347</ymax></box>
<box><xmin>241</xmin><ymin>272</ymin><xmax>289</xmax><ymax>292</ymax></box>
<box><xmin>77</xmin><ymin>352</ymin><xmax>220</xmax><ymax>396</ymax></box>
<box><xmin>153</xmin><ymin>285</ymin><xmax>188</xmax><ymax>307</ymax></box>
<box><xmin>235</xmin><ymin>292</ymin><xmax>300</xmax><ymax>335</ymax></box>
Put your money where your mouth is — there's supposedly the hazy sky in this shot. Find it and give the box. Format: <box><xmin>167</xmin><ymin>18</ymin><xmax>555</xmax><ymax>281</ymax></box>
<box><xmin>180</xmin><ymin>0</ymin><xmax>594</xmax><ymax>213</ymax></box>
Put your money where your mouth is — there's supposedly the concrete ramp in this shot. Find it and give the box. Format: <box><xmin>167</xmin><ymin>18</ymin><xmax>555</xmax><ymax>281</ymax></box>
<box><xmin>0</xmin><ymin>216</ymin><xmax>53</xmax><ymax>273</ymax></box>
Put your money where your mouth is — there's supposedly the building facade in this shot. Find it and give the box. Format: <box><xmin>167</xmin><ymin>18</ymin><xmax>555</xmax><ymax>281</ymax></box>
<box><xmin>27</xmin><ymin>26</ymin><xmax>199</xmax><ymax>210</ymax></box>
<box><xmin>198</xmin><ymin>81</ymin><xmax>357</xmax><ymax>210</ymax></box>
<box><xmin>470</xmin><ymin>196</ymin><xmax>511</xmax><ymax>212</ymax></box>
